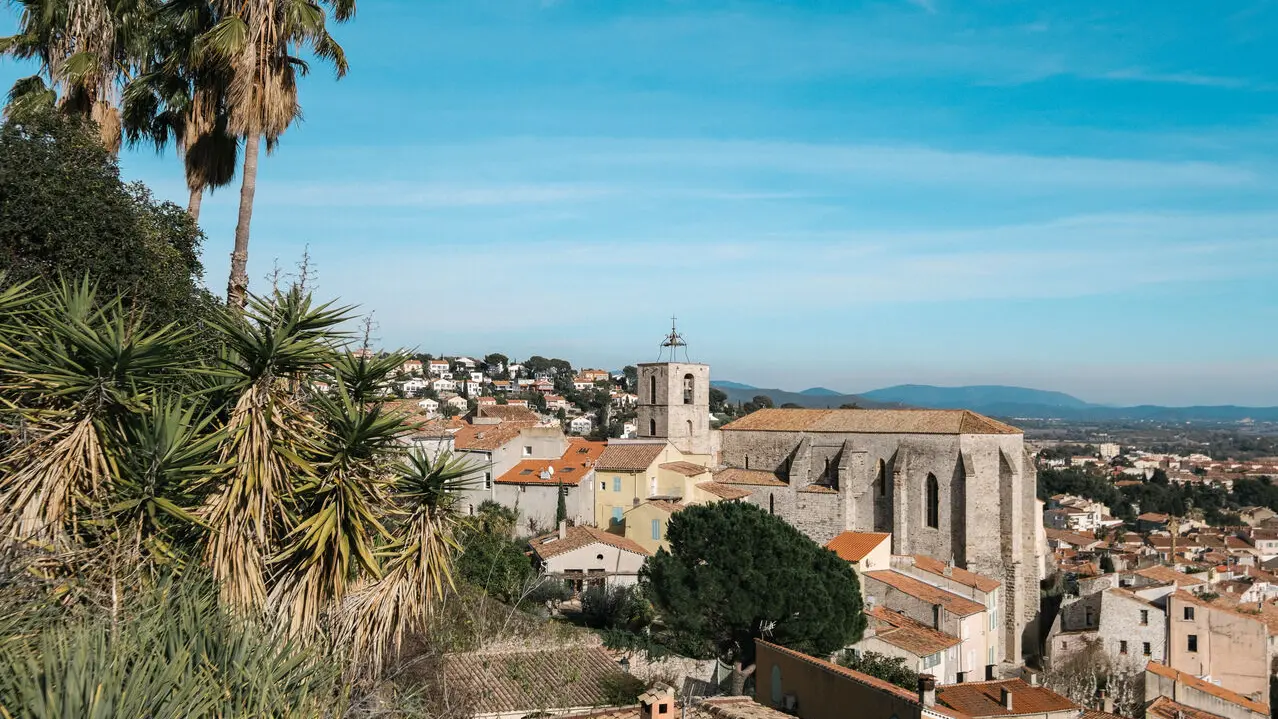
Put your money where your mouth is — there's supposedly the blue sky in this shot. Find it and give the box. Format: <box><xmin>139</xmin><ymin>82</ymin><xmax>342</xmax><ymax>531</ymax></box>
<box><xmin>4</xmin><ymin>1</ymin><xmax>1278</xmax><ymax>405</ymax></box>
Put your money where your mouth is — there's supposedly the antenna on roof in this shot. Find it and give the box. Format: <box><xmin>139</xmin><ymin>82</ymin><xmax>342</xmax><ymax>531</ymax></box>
<box><xmin>657</xmin><ymin>315</ymin><xmax>690</xmax><ymax>362</ymax></box>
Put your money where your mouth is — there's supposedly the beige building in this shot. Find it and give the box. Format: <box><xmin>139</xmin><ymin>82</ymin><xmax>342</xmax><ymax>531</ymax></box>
<box><xmin>827</xmin><ymin>531</ymin><xmax>892</xmax><ymax>575</ymax></box>
<box><xmin>855</xmin><ymin>605</ymin><xmax>962</xmax><ymax>683</ymax></box>
<box><xmin>1144</xmin><ymin>662</ymin><xmax>1269</xmax><ymax>719</ymax></box>
<box><xmin>1167</xmin><ymin>591</ymin><xmax>1270</xmax><ymax>701</ymax></box>
<box><xmin>528</xmin><ymin>523</ymin><xmax>651</xmax><ymax>590</ymax></box>
<box><xmin>863</xmin><ymin>569</ymin><xmax>996</xmax><ymax>683</ymax></box>
<box><xmin>936</xmin><ymin>678</ymin><xmax>1079</xmax><ymax>719</ymax></box>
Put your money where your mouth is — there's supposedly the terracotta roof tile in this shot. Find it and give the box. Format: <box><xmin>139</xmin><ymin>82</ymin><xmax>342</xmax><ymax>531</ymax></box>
<box><xmin>713</xmin><ymin>468</ymin><xmax>787</xmax><ymax>487</ymax></box>
<box><xmin>1081</xmin><ymin>710</ymin><xmax>1126</xmax><ymax>719</ymax></box>
<box><xmin>495</xmin><ymin>439</ymin><xmax>607</xmax><ymax>485</ymax></box>
<box><xmin>1133</xmin><ymin>565</ymin><xmax>1206</xmax><ymax>587</ymax></box>
<box><xmin>937</xmin><ymin>679</ymin><xmax>1077</xmax><ymax>717</ymax></box>
<box><xmin>908</xmin><ymin>555</ymin><xmax>1001</xmax><ymax>592</ymax></box>
<box><xmin>1145</xmin><ymin>662</ymin><xmax>1269</xmax><ymax>715</ymax></box>
<box><xmin>866</xmin><ymin>606</ymin><xmax>961</xmax><ymax>656</ymax></box>
<box><xmin>721</xmin><ymin>408</ymin><xmax>1020</xmax><ymax>435</ymax></box>
<box><xmin>643</xmin><ymin>499</ymin><xmax>685</xmax><ymax>514</ymax></box>
<box><xmin>826</xmin><ymin>531</ymin><xmax>890</xmax><ymax>562</ymax></box>
<box><xmin>798</xmin><ymin>483</ymin><xmax>838</xmax><ymax>494</ymax></box>
<box><xmin>439</xmin><ymin>646</ymin><xmax>622</xmax><ymax>713</ymax></box>
<box><xmin>596</xmin><ymin>442</ymin><xmax>667</xmax><ymax>471</ymax></box>
<box><xmin>476</xmin><ymin>405</ymin><xmax>541</xmax><ymax>422</ymax></box>
<box><xmin>451</xmin><ymin>420</ymin><xmax>537</xmax><ymax>451</ymax></box>
<box><xmin>1145</xmin><ymin>696</ymin><xmax>1229</xmax><ymax>719</ymax></box>
<box><xmin>696</xmin><ymin>481</ymin><xmax>753</xmax><ymax>500</ymax></box>
<box><xmin>529</xmin><ymin>524</ymin><xmax>651</xmax><ymax>560</ymax></box>
<box><xmin>660</xmin><ymin>461</ymin><xmax>710</xmax><ymax>477</ymax></box>
<box><xmin>864</xmin><ymin>570</ymin><xmax>986</xmax><ymax>617</ymax></box>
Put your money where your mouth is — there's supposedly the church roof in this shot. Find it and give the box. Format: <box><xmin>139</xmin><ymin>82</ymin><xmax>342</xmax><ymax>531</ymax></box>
<box><xmin>719</xmin><ymin>409</ymin><xmax>1021</xmax><ymax>435</ymax></box>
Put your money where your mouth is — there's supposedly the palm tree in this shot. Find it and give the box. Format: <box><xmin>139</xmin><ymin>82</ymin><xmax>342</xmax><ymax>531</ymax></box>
<box><xmin>122</xmin><ymin>0</ymin><xmax>239</xmax><ymax>221</ymax></box>
<box><xmin>0</xmin><ymin>0</ymin><xmax>154</xmax><ymax>152</ymax></box>
<box><xmin>200</xmin><ymin>0</ymin><xmax>354</xmax><ymax>309</ymax></box>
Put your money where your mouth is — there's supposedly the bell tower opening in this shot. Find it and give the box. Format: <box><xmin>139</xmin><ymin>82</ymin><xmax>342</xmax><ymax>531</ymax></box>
<box><xmin>635</xmin><ymin>317</ymin><xmax>712</xmax><ymax>457</ymax></box>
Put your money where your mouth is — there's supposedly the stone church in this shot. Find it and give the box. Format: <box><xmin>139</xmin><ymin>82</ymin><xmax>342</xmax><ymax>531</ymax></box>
<box><xmin>631</xmin><ymin>343</ymin><xmax>1044</xmax><ymax>666</ymax></box>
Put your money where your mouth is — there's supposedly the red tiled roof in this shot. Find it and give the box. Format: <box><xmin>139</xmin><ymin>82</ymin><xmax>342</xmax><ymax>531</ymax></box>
<box><xmin>696</xmin><ymin>481</ymin><xmax>753</xmax><ymax>500</ymax></box>
<box><xmin>713</xmin><ymin>468</ymin><xmax>787</xmax><ymax>487</ymax></box>
<box><xmin>1145</xmin><ymin>696</ymin><xmax>1228</xmax><ymax>719</ymax></box>
<box><xmin>1145</xmin><ymin>662</ymin><xmax>1269</xmax><ymax>715</ymax></box>
<box><xmin>451</xmin><ymin>420</ymin><xmax>538</xmax><ymax>451</ymax></box>
<box><xmin>864</xmin><ymin>570</ymin><xmax>986</xmax><ymax>617</ymax></box>
<box><xmin>440</xmin><ymin>646</ymin><xmax>621</xmax><ymax>713</ymax></box>
<box><xmin>721</xmin><ymin>408</ymin><xmax>1020</xmax><ymax>435</ymax></box>
<box><xmin>909</xmin><ymin>555</ymin><xmax>1001</xmax><ymax>592</ymax></box>
<box><xmin>660</xmin><ymin>461</ymin><xmax>710</xmax><ymax>477</ymax></box>
<box><xmin>798</xmin><ymin>484</ymin><xmax>838</xmax><ymax>494</ymax></box>
<box><xmin>596</xmin><ymin>442</ymin><xmax>667</xmax><ymax>471</ymax></box>
<box><xmin>866</xmin><ymin>606</ymin><xmax>961</xmax><ymax>657</ymax></box>
<box><xmin>937</xmin><ymin>679</ymin><xmax>1077</xmax><ymax>717</ymax></box>
<box><xmin>495</xmin><ymin>439</ymin><xmax>607</xmax><ymax>486</ymax></box>
<box><xmin>476</xmin><ymin>405</ymin><xmax>540</xmax><ymax>422</ymax></box>
<box><xmin>528</xmin><ymin>524</ymin><xmax>651</xmax><ymax>560</ymax></box>
<box><xmin>1133</xmin><ymin>565</ymin><xmax>1206</xmax><ymax>587</ymax></box>
<box><xmin>825</xmin><ymin>531</ymin><xmax>890</xmax><ymax>562</ymax></box>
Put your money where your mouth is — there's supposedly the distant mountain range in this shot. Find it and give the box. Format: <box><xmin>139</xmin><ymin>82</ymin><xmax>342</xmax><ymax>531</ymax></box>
<box><xmin>710</xmin><ymin>381</ymin><xmax>1278</xmax><ymax>423</ymax></box>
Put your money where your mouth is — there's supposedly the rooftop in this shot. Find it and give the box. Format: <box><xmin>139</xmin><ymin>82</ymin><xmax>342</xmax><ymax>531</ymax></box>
<box><xmin>936</xmin><ymin>679</ymin><xmax>1077</xmax><ymax>718</ymax></box>
<box><xmin>696</xmin><ymin>481</ymin><xmax>753</xmax><ymax>500</ymax></box>
<box><xmin>529</xmin><ymin>524</ymin><xmax>651</xmax><ymax>561</ymax></box>
<box><xmin>558</xmin><ymin>696</ymin><xmax>794</xmax><ymax>719</ymax></box>
<box><xmin>1145</xmin><ymin>662</ymin><xmax>1269</xmax><ymax>715</ymax></box>
<box><xmin>452</xmin><ymin>420</ymin><xmax>538</xmax><ymax>451</ymax></box>
<box><xmin>495</xmin><ymin>439</ymin><xmax>608</xmax><ymax>486</ymax></box>
<box><xmin>660</xmin><ymin>460</ymin><xmax>710</xmax><ymax>477</ymax></box>
<box><xmin>864</xmin><ymin>570</ymin><xmax>986</xmax><ymax>617</ymax></box>
<box><xmin>596</xmin><ymin>442</ymin><xmax>667</xmax><ymax>471</ymax></box>
<box><xmin>712</xmin><ymin>467</ymin><xmax>787</xmax><ymax>487</ymax></box>
<box><xmin>1133</xmin><ymin>565</ymin><xmax>1206</xmax><ymax>587</ymax></box>
<box><xmin>476</xmin><ymin>405</ymin><xmax>541</xmax><ymax>422</ymax></box>
<box><xmin>1145</xmin><ymin>696</ymin><xmax>1229</xmax><ymax>719</ymax></box>
<box><xmin>907</xmin><ymin>554</ymin><xmax>1002</xmax><ymax>593</ymax></box>
<box><xmin>825</xmin><ymin>531</ymin><xmax>891</xmax><ymax>562</ymax></box>
<box><xmin>720</xmin><ymin>408</ymin><xmax>1021</xmax><ymax>435</ymax></box>
<box><xmin>866</xmin><ymin>605</ymin><xmax>961</xmax><ymax>657</ymax></box>
<box><xmin>438</xmin><ymin>646</ymin><xmax>623</xmax><ymax>714</ymax></box>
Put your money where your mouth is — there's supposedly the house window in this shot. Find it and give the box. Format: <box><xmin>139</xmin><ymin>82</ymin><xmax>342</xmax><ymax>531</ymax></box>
<box><xmin>686</xmin><ymin>419</ymin><xmax>693</xmax><ymax>437</ymax></box>
<box><xmin>649</xmin><ymin>418</ymin><xmax>657</xmax><ymax>437</ymax></box>
<box><xmin>932</xmin><ymin>605</ymin><xmax>941</xmax><ymax>629</ymax></box>
<box><xmin>924</xmin><ymin>652</ymin><xmax>941</xmax><ymax>669</ymax></box>
<box><xmin>613</xmin><ymin>477</ymin><xmax>621</xmax><ymax>492</ymax></box>
<box><xmin>988</xmin><ymin>647</ymin><xmax>994</xmax><ymax>666</ymax></box>
<box><xmin>1143</xmin><ymin>642</ymin><xmax>1152</xmax><ymax>656</ymax></box>
<box><xmin>523</xmin><ymin>446</ymin><xmax>533</xmax><ymax>457</ymax></box>
<box><xmin>1187</xmin><ymin>635</ymin><xmax>1198</xmax><ymax>652</ymax></box>
<box><xmin>1141</xmin><ymin>610</ymin><xmax>1149</xmax><ymax>625</ymax></box>
<box><xmin>651</xmin><ymin>519</ymin><xmax>661</xmax><ymax>540</ymax></box>
<box><xmin>600</xmin><ymin>481</ymin><xmax>606</xmax><ymax>490</ymax></box>
<box><xmin>989</xmin><ymin>611</ymin><xmax>996</xmax><ymax>631</ymax></box>
<box><xmin>484</xmin><ymin>472</ymin><xmax>492</xmax><ymax>490</ymax></box>
<box><xmin>1120</xmin><ymin>641</ymin><xmax>1128</xmax><ymax>654</ymax></box>
<box><xmin>876</xmin><ymin>460</ymin><xmax>887</xmax><ymax>496</ymax></box>
<box><xmin>650</xmin><ymin>375</ymin><xmax>657</xmax><ymax>404</ymax></box>
<box><xmin>611</xmin><ymin>507</ymin><xmax>623</xmax><ymax>524</ymax></box>
<box><xmin>683</xmin><ymin>374</ymin><xmax>694</xmax><ymax>404</ymax></box>
<box><xmin>1184</xmin><ymin>606</ymin><xmax>1195</xmax><ymax>620</ymax></box>
<box><xmin>926</xmin><ymin>474</ymin><xmax>939</xmax><ymax>529</ymax></box>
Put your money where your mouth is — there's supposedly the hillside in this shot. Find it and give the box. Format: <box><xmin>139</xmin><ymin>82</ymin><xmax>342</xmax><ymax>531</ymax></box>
<box><xmin>858</xmin><ymin>384</ymin><xmax>1093</xmax><ymax>409</ymax></box>
<box><xmin>711</xmin><ymin>382</ymin><xmax>898</xmax><ymax>409</ymax></box>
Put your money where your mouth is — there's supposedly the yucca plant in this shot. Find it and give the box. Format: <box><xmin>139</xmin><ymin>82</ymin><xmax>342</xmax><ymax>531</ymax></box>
<box><xmin>200</xmin><ymin>287</ymin><xmax>349</xmax><ymax>612</ymax></box>
<box><xmin>336</xmin><ymin>450</ymin><xmax>476</xmax><ymax>678</ymax></box>
<box><xmin>0</xmin><ymin>278</ymin><xmax>188</xmax><ymax>545</ymax></box>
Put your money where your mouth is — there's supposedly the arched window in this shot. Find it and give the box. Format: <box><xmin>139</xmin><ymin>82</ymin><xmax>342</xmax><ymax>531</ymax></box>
<box><xmin>824</xmin><ymin>457</ymin><xmax>831</xmax><ymax>480</ymax></box>
<box><xmin>686</xmin><ymin>419</ymin><xmax>693</xmax><ymax>437</ymax></box>
<box><xmin>876</xmin><ymin>459</ymin><xmax>887</xmax><ymax>496</ymax></box>
<box><xmin>683</xmin><ymin>373</ymin><xmax>694</xmax><ymax>404</ymax></box>
<box><xmin>649</xmin><ymin>418</ymin><xmax>657</xmax><ymax>436</ymax></box>
<box><xmin>649</xmin><ymin>375</ymin><xmax>657</xmax><ymax>404</ymax></box>
<box><xmin>926</xmin><ymin>473</ymin><xmax>940</xmax><ymax>528</ymax></box>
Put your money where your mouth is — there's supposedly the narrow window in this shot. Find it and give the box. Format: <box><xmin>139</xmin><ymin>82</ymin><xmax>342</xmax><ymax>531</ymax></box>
<box><xmin>1141</xmin><ymin>610</ymin><xmax>1149</xmax><ymax>625</ymax></box>
<box><xmin>876</xmin><ymin>459</ymin><xmax>887</xmax><ymax>496</ymax></box>
<box><xmin>931</xmin><ymin>604</ymin><xmax>940</xmax><ymax>629</ymax></box>
<box><xmin>1120</xmin><ymin>640</ymin><xmax>1128</xmax><ymax>654</ymax></box>
<box><xmin>649</xmin><ymin>375</ymin><xmax>657</xmax><ymax>404</ymax></box>
<box><xmin>926</xmin><ymin>473</ymin><xmax>940</xmax><ymax>529</ymax></box>
<box><xmin>1184</xmin><ymin>606</ymin><xmax>1195</xmax><ymax>620</ymax></box>
<box><xmin>484</xmin><ymin>472</ymin><xmax>492</xmax><ymax>490</ymax></box>
<box><xmin>1143</xmin><ymin>642</ymin><xmax>1152</xmax><ymax>656</ymax></box>
<box><xmin>683</xmin><ymin>373</ymin><xmax>694</xmax><ymax>404</ymax></box>
<box><xmin>686</xmin><ymin>419</ymin><xmax>693</xmax><ymax>437</ymax></box>
<box><xmin>600</xmin><ymin>481</ymin><xmax>606</xmax><ymax>490</ymax></box>
<box><xmin>1187</xmin><ymin>635</ymin><xmax>1198</xmax><ymax>652</ymax></box>
<box><xmin>651</xmin><ymin>519</ymin><xmax>661</xmax><ymax>540</ymax></box>
<box><xmin>649</xmin><ymin>418</ymin><xmax>657</xmax><ymax>437</ymax></box>
<box><xmin>523</xmin><ymin>445</ymin><xmax>533</xmax><ymax>457</ymax></box>
<box><xmin>613</xmin><ymin>477</ymin><xmax>621</xmax><ymax>492</ymax></box>
<box><xmin>769</xmin><ymin>493</ymin><xmax>774</xmax><ymax>515</ymax></box>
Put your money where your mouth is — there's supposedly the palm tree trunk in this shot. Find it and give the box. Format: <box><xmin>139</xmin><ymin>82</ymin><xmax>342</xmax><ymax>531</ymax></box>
<box><xmin>226</xmin><ymin>133</ymin><xmax>260</xmax><ymax>309</ymax></box>
<box><xmin>188</xmin><ymin>186</ymin><xmax>203</xmax><ymax>222</ymax></box>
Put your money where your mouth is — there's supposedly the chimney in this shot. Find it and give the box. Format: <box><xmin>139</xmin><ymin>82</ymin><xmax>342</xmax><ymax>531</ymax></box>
<box><xmin>1025</xmin><ymin>671</ymin><xmax>1040</xmax><ymax>687</ymax></box>
<box><xmin>639</xmin><ymin>683</ymin><xmax>676</xmax><ymax>719</ymax></box>
<box><xmin>1001</xmin><ymin>687</ymin><xmax>1014</xmax><ymax>712</ymax></box>
<box><xmin>1101</xmin><ymin>691</ymin><xmax>1115</xmax><ymax>714</ymax></box>
<box><xmin>918</xmin><ymin>675</ymin><xmax>936</xmax><ymax>707</ymax></box>
<box><xmin>558</xmin><ymin>520</ymin><xmax>567</xmax><ymax>540</ymax></box>
<box><xmin>945</xmin><ymin>558</ymin><xmax>954</xmax><ymax>577</ymax></box>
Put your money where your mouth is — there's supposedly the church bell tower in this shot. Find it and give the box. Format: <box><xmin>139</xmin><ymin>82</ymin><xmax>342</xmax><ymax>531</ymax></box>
<box><xmin>637</xmin><ymin>319</ymin><xmax>712</xmax><ymax>457</ymax></box>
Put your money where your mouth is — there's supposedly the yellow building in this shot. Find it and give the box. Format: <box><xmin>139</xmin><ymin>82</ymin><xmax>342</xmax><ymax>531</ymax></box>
<box><xmin>593</xmin><ymin>440</ymin><xmax>748</xmax><ymax>551</ymax></box>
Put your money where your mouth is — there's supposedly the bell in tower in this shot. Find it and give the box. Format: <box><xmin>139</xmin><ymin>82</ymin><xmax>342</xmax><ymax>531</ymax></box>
<box><xmin>636</xmin><ymin>318</ymin><xmax>713</xmax><ymax>458</ymax></box>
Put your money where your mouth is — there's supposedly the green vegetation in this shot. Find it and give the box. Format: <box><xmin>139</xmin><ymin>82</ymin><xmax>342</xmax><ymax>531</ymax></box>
<box><xmin>839</xmin><ymin>651</ymin><xmax>920</xmax><ymax>691</ymax></box>
<box><xmin>642</xmin><ymin>502</ymin><xmax>866</xmax><ymax>694</ymax></box>
<box><xmin>1038</xmin><ymin>467</ymin><xmax>1246</xmax><ymax>526</ymax></box>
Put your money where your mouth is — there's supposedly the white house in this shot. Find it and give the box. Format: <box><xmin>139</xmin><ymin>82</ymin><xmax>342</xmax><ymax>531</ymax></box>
<box><xmin>465</xmin><ymin>380</ymin><xmax>483</xmax><ymax>396</ymax></box>
<box><xmin>569</xmin><ymin>415</ymin><xmax>593</xmax><ymax>435</ymax></box>
<box><xmin>469</xmin><ymin>371</ymin><xmax>485</xmax><ymax>383</ymax></box>
<box><xmin>427</xmin><ymin>360</ymin><xmax>450</xmax><ymax>376</ymax></box>
<box><xmin>445</xmin><ymin>395</ymin><xmax>468</xmax><ymax>412</ymax></box>
<box><xmin>528</xmin><ymin>523</ymin><xmax>651</xmax><ymax>590</ymax></box>
<box><xmin>416</xmin><ymin>398</ymin><xmax>440</xmax><ymax>416</ymax></box>
<box><xmin>400</xmin><ymin>359</ymin><xmax>423</xmax><ymax>376</ymax></box>
<box><xmin>545</xmin><ymin>395</ymin><xmax>570</xmax><ymax>411</ymax></box>
<box><xmin>400</xmin><ymin>378</ymin><xmax>429</xmax><ymax>396</ymax></box>
<box><xmin>453</xmin><ymin>356</ymin><xmax>477</xmax><ymax>370</ymax></box>
<box><xmin>507</xmin><ymin>399</ymin><xmax>529</xmax><ymax>408</ymax></box>
<box><xmin>432</xmin><ymin>378</ymin><xmax>457</xmax><ymax>393</ymax></box>
<box><xmin>476</xmin><ymin>396</ymin><xmax>498</xmax><ymax>407</ymax></box>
